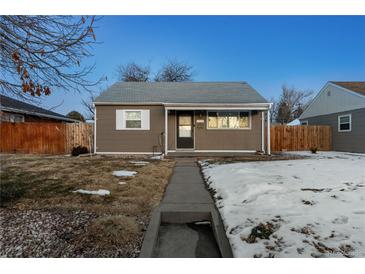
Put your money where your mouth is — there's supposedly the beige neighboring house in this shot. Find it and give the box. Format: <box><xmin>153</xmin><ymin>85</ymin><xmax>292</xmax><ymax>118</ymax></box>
<box><xmin>299</xmin><ymin>81</ymin><xmax>365</xmax><ymax>153</ymax></box>
<box><xmin>93</xmin><ymin>82</ymin><xmax>272</xmax><ymax>156</ymax></box>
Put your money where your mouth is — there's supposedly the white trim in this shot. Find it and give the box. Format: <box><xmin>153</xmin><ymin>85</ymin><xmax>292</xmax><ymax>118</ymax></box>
<box><xmin>338</xmin><ymin>114</ymin><xmax>352</xmax><ymax>132</ymax></box>
<box><xmin>261</xmin><ymin>111</ymin><xmax>264</xmax><ymax>152</ymax></box>
<box><xmin>94</xmin><ymin>102</ymin><xmax>273</xmax><ymax>108</ymax></box>
<box><xmin>96</xmin><ymin>152</ymin><xmax>157</xmax><ymax>155</ymax></box>
<box><xmin>164</xmin><ymin>108</ymin><xmax>168</xmax><ymax>155</ymax></box>
<box><xmin>116</xmin><ymin>109</ymin><xmax>150</xmax><ymax>130</ymax></box>
<box><xmin>331</xmin><ymin>83</ymin><xmax>365</xmax><ymax>99</ymax></box>
<box><xmin>299</xmin><ymin>81</ymin><xmax>365</xmax><ymax>120</ymax></box>
<box><xmin>206</xmin><ymin>110</ymin><xmax>252</xmax><ymax>130</ymax></box>
<box><xmin>167</xmin><ymin>150</ymin><xmax>256</xmax><ymax>153</ymax></box>
<box><xmin>267</xmin><ymin>110</ymin><xmax>271</xmax><ymax>155</ymax></box>
<box><xmin>94</xmin><ymin>106</ymin><xmax>97</xmax><ymax>154</ymax></box>
<box><xmin>165</xmin><ymin>106</ymin><xmax>270</xmax><ymax>110</ymax></box>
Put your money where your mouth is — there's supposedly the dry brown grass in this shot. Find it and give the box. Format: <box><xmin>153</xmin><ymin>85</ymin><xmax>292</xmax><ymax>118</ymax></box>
<box><xmin>0</xmin><ymin>154</ymin><xmax>174</xmax><ymax>257</ymax></box>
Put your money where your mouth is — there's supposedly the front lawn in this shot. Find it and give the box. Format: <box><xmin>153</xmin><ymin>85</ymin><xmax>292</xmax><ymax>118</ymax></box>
<box><xmin>0</xmin><ymin>154</ymin><xmax>174</xmax><ymax>257</ymax></box>
<box><xmin>200</xmin><ymin>152</ymin><xmax>365</xmax><ymax>258</ymax></box>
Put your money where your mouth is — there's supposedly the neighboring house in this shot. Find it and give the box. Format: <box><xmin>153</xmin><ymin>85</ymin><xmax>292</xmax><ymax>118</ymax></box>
<box><xmin>299</xmin><ymin>81</ymin><xmax>365</xmax><ymax>153</ymax></box>
<box><xmin>0</xmin><ymin>94</ymin><xmax>76</xmax><ymax>123</ymax></box>
<box><xmin>287</xmin><ymin>119</ymin><xmax>300</xmax><ymax>126</ymax></box>
<box><xmin>94</xmin><ymin>82</ymin><xmax>272</xmax><ymax>156</ymax></box>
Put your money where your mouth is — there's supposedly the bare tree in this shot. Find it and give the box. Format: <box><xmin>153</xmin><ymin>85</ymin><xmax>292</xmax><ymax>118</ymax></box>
<box><xmin>154</xmin><ymin>60</ymin><xmax>193</xmax><ymax>82</ymax></box>
<box><xmin>116</xmin><ymin>62</ymin><xmax>150</xmax><ymax>82</ymax></box>
<box><xmin>273</xmin><ymin>85</ymin><xmax>313</xmax><ymax>124</ymax></box>
<box><xmin>82</xmin><ymin>95</ymin><xmax>96</xmax><ymax>120</ymax></box>
<box><xmin>0</xmin><ymin>16</ymin><xmax>101</xmax><ymax>98</ymax></box>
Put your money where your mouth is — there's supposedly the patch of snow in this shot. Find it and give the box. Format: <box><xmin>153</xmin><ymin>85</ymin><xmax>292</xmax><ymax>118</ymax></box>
<box><xmin>129</xmin><ymin>161</ymin><xmax>149</xmax><ymax>166</ymax></box>
<box><xmin>72</xmin><ymin>189</ymin><xmax>110</xmax><ymax>196</ymax></box>
<box><xmin>287</xmin><ymin>119</ymin><xmax>300</xmax><ymax>126</ymax></box>
<box><xmin>118</xmin><ymin>182</ymin><xmax>127</xmax><ymax>185</ymax></box>
<box><xmin>112</xmin><ymin>170</ymin><xmax>137</xmax><ymax>177</ymax></box>
<box><xmin>151</xmin><ymin>154</ymin><xmax>163</xmax><ymax>160</ymax></box>
<box><xmin>201</xmin><ymin>151</ymin><xmax>365</xmax><ymax>258</ymax></box>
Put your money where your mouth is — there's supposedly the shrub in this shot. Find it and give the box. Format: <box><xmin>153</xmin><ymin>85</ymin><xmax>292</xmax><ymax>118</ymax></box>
<box><xmin>310</xmin><ymin>146</ymin><xmax>318</xmax><ymax>154</ymax></box>
<box><xmin>71</xmin><ymin>146</ymin><xmax>89</xmax><ymax>156</ymax></box>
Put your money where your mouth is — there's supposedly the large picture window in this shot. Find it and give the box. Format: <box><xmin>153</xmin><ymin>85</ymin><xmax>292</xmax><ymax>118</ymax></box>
<box><xmin>207</xmin><ymin>111</ymin><xmax>250</xmax><ymax>129</ymax></box>
<box><xmin>338</xmin><ymin>114</ymin><xmax>351</xmax><ymax>132</ymax></box>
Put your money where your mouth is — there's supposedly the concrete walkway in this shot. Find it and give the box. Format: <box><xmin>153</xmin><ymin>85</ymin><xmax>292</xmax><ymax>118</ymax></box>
<box><xmin>161</xmin><ymin>158</ymin><xmax>214</xmax><ymax>205</ymax></box>
<box><xmin>140</xmin><ymin>158</ymin><xmax>232</xmax><ymax>258</ymax></box>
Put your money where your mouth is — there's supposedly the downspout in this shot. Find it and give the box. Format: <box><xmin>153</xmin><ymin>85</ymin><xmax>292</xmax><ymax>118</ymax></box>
<box><xmin>93</xmin><ymin>103</ymin><xmax>96</xmax><ymax>154</ymax></box>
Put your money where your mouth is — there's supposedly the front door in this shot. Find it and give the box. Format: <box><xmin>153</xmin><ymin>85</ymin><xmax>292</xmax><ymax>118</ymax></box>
<box><xmin>176</xmin><ymin>111</ymin><xmax>194</xmax><ymax>149</ymax></box>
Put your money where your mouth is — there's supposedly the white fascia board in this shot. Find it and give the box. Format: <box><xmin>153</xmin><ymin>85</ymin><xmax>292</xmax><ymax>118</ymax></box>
<box><xmin>299</xmin><ymin>82</ymin><xmax>365</xmax><ymax>120</ymax></box>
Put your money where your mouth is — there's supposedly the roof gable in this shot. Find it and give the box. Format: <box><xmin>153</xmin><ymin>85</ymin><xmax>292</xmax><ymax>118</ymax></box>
<box><xmin>94</xmin><ymin>82</ymin><xmax>268</xmax><ymax>105</ymax></box>
<box><xmin>330</xmin><ymin>81</ymin><xmax>365</xmax><ymax>96</ymax></box>
<box><xmin>299</xmin><ymin>82</ymin><xmax>365</xmax><ymax>119</ymax></box>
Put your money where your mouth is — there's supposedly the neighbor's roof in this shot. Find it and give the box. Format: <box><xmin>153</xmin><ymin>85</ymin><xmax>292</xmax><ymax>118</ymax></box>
<box><xmin>0</xmin><ymin>94</ymin><xmax>76</xmax><ymax>122</ymax></box>
<box><xmin>330</xmin><ymin>81</ymin><xmax>365</xmax><ymax>96</ymax></box>
<box><xmin>94</xmin><ymin>82</ymin><xmax>268</xmax><ymax>105</ymax></box>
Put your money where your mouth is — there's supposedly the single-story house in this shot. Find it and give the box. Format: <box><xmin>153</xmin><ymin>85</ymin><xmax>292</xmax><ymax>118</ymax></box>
<box><xmin>94</xmin><ymin>82</ymin><xmax>272</xmax><ymax>156</ymax></box>
<box><xmin>299</xmin><ymin>81</ymin><xmax>365</xmax><ymax>153</ymax></box>
<box><xmin>0</xmin><ymin>94</ymin><xmax>76</xmax><ymax>123</ymax></box>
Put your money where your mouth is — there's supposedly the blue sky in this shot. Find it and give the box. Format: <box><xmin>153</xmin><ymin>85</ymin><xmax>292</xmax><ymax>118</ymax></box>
<box><xmin>38</xmin><ymin>16</ymin><xmax>365</xmax><ymax>116</ymax></box>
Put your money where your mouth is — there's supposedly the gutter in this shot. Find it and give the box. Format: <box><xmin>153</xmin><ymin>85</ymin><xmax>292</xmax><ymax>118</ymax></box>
<box><xmin>0</xmin><ymin>106</ymin><xmax>79</xmax><ymax>123</ymax></box>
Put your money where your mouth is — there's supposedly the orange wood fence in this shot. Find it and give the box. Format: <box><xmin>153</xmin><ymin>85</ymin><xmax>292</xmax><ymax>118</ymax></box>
<box><xmin>270</xmin><ymin>125</ymin><xmax>332</xmax><ymax>152</ymax></box>
<box><xmin>0</xmin><ymin>122</ymin><xmax>93</xmax><ymax>154</ymax></box>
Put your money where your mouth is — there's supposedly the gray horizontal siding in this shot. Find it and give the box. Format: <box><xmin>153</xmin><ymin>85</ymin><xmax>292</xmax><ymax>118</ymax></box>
<box><xmin>300</xmin><ymin>108</ymin><xmax>365</xmax><ymax>153</ymax></box>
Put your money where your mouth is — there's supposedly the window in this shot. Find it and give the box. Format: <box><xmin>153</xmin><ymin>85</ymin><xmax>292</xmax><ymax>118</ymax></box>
<box><xmin>207</xmin><ymin>111</ymin><xmax>250</xmax><ymax>129</ymax></box>
<box><xmin>178</xmin><ymin>116</ymin><xmax>192</xmax><ymax>137</ymax></box>
<box><xmin>116</xmin><ymin>109</ymin><xmax>150</xmax><ymax>130</ymax></box>
<box><xmin>0</xmin><ymin>112</ymin><xmax>24</xmax><ymax>123</ymax></box>
<box><xmin>125</xmin><ymin>111</ymin><xmax>142</xmax><ymax>128</ymax></box>
<box><xmin>301</xmin><ymin>121</ymin><xmax>308</xmax><ymax>125</ymax></box>
<box><xmin>338</xmin><ymin>114</ymin><xmax>351</xmax><ymax>132</ymax></box>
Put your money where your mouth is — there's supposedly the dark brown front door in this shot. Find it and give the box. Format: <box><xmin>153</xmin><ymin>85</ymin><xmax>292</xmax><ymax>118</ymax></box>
<box><xmin>176</xmin><ymin>111</ymin><xmax>194</xmax><ymax>149</ymax></box>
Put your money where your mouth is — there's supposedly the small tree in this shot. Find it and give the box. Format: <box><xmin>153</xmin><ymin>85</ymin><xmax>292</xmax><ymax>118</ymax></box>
<box><xmin>66</xmin><ymin>111</ymin><xmax>85</xmax><ymax>122</ymax></box>
<box><xmin>116</xmin><ymin>62</ymin><xmax>150</xmax><ymax>82</ymax></box>
<box><xmin>273</xmin><ymin>85</ymin><xmax>313</xmax><ymax>124</ymax></box>
<box><xmin>154</xmin><ymin>60</ymin><xmax>193</xmax><ymax>82</ymax></box>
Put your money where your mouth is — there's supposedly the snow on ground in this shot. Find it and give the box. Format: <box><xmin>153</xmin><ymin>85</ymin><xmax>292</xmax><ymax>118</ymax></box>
<box><xmin>201</xmin><ymin>151</ymin><xmax>365</xmax><ymax>258</ymax></box>
<box><xmin>72</xmin><ymin>189</ymin><xmax>110</xmax><ymax>196</ymax></box>
<box><xmin>112</xmin><ymin>170</ymin><xmax>137</xmax><ymax>177</ymax></box>
<box><xmin>129</xmin><ymin>161</ymin><xmax>149</xmax><ymax>166</ymax></box>
<box><xmin>150</xmin><ymin>155</ymin><xmax>163</xmax><ymax>160</ymax></box>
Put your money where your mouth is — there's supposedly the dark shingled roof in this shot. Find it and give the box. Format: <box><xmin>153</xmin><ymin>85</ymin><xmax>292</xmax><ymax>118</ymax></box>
<box><xmin>0</xmin><ymin>94</ymin><xmax>75</xmax><ymax>122</ymax></box>
<box><xmin>94</xmin><ymin>82</ymin><xmax>268</xmax><ymax>104</ymax></box>
<box><xmin>331</xmin><ymin>81</ymin><xmax>365</xmax><ymax>96</ymax></box>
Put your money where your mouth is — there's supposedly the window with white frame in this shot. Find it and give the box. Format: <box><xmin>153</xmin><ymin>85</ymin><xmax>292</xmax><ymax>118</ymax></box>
<box><xmin>207</xmin><ymin>111</ymin><xmax>250</xmax><ymax>129</ymax></box>
<box><xmin>116</xmin><ymin>109</ymin><xmax>150</xmax><ymax>130</ymax></box>
<box><xmin>125</xmin><ymin>110</ymin><xmax>142</xmax><ymax>128</ymax></box>
<box><xmin>338</xmin><ymin>114</ymin><xmax>351</xmax><ymax>132</ymax></box>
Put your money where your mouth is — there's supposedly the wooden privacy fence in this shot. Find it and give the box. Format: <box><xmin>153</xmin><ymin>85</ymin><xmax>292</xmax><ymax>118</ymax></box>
<box><xmin>0</xmin><ymin>122</ymin><xmax>93</xmax><ymax>154</ymax></box>
<box><xmin>65</xmin><ymin>123</ymin><xmax>94</xmax><ymax>154</ymax></box>
<box><xmin>270</xmin><ymin>125</ymin><xmax>332</xmax><ymax>152</ymax></box>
